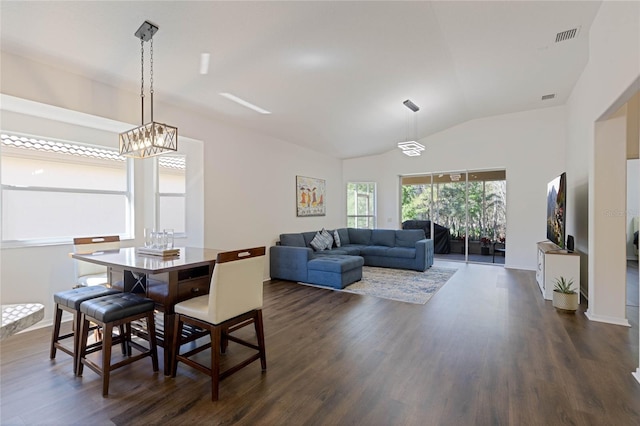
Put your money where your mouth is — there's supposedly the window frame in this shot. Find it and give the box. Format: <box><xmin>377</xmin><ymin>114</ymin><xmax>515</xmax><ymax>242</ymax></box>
<box><xmin>155</xmin><ymin>154</ymin><xmax>187</xmax><ymax>238</ymax></box>
<box><xmin>346</xmin><ymin>181</ymin><xmax>377</xmax><ymax>229</ymax></box>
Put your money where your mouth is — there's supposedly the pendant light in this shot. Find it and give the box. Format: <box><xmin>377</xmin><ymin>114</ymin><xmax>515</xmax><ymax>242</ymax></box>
<box><xmin>397</xmin><ymin>99</ymin><xmax>424</xmax><ymax>156</ymax></box>
<box><xmin>119</xmin><ymin>21</ymin><xmax>178</xmax><ymax>158</ymax></box>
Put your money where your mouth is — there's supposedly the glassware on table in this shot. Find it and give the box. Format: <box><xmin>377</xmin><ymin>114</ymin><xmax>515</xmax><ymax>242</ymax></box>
<box><xmin>164</xmin><ymin>229</ymin><xmax>174</xmax><ymax>249</ymax></box>
<box><xmin>144</xmin><ymin>228</ymin><xmax>155</xmax><ymax>248</ymax></box>
<box><xmin>151</xmin><ymin>231</ymin><xmax>163</xmax><ymax>249</ymax></box>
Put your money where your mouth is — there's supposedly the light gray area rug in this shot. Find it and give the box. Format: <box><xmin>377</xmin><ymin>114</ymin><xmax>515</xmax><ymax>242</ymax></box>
<box><xmin>301</xmin><ymin>265</ymin><xmax>458</xmax><ymax>304</ymax></box>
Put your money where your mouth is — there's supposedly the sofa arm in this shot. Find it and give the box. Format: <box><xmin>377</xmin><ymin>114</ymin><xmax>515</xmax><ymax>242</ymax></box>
<box><xmin>269</xmin><ymin>245</ymin><xmax>313</xmax><ymax>282</ymax></box>
<box><xmin>415</xmin><ymin>239</ymin><xmax>434</xmax><ymax>271</ymax></box>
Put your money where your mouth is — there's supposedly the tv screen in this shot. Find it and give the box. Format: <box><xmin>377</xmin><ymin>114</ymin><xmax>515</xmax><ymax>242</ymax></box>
<box><xmin>546</xmin><ymin>172</ymin><xmax>566</xmax><ymax>249</ymax></box>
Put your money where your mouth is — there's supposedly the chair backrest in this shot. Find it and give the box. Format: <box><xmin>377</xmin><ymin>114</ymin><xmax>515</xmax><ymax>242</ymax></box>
<box><xmin>73</xmin><ymin>235</ymin><xmax>121</xmax><ymax>278</ymax></box>
<box><xmin>207</xmin><ymin>246</ymin><xmax>266</xmax><ymax>324</ymax></box>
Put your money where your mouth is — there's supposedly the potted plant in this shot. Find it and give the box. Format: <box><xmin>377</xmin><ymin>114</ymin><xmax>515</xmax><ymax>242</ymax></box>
<box><xmin>552</xmin><ymin>277</ymin><xmax>579</xmax><ymax>312</ymax></box>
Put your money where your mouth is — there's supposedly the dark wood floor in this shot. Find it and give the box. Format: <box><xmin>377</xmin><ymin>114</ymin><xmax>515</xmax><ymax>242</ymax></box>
<box><xmin>2</xmin><ymin>261</ymin><xmax>639</xmax><ymax>425</ymax></box>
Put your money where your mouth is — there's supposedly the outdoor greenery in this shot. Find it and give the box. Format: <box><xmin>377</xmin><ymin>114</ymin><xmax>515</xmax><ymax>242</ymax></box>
<box><xmin>402</xmin><ymin>178</ymin><xmax>506</xmax><ymax>241</ymax></box>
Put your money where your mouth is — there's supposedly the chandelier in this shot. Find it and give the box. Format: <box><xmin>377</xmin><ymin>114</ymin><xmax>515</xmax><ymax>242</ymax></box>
<box><xmin>119</xmin><ymin>21</ymin><xmax>178</xmax><ymax>158</ymax></box>
<box><xmin>397</xmin><ymin>99</ymin><xmax>424</xmax><ymax>156</ymax></box>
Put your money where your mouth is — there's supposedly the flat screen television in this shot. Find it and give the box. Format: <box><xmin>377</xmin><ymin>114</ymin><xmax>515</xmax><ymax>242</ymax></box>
<box><xmin>546</xmin><ymin>172</ymin><xmax>566</xmax><ymax>249</ymax></box>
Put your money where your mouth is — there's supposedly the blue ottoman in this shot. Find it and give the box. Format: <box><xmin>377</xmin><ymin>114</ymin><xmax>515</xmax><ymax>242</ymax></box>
<box><xmin>307</xmin><ymin>255</ymin><xmax>364</xmax><ymax>289</ymax></box>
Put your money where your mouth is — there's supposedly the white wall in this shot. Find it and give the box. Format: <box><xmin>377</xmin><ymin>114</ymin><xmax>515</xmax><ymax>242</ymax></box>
<box><xmin>565</xmin><ymin>1</ymin><xmax>639</xmax><ymax>326</ymax></box>
<box><xmin>0</xmin><ymin>51</ymin><xmax>344</xmax><ymax>328</ymax></box>
<box><xmin>628</xmin><ymin>159</ymin><xmax>639</xmax><ymax>260</ymax></box>
<box><xmin>344</xmin><ymin>106</ymin><xmax>567</xmax><ymax>271</ymax></box>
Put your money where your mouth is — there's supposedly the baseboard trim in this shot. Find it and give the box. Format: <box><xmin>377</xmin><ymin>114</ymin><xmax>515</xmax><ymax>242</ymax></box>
<box><xmin>633</xmin><ymin>369</ymin><xmax>640</xmax><ymax>385</ymax></box>
<box><xmin>584</xmin><ymin>309</ymin><xmax>631</xmax><ymax>327</ymax></box>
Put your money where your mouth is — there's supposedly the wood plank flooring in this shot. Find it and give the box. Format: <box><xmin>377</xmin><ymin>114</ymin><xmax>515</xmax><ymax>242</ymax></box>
<box><xmin>1</xmin><ymin>261</ymin><xmax>639</xmax><ymax>425</ymax></box>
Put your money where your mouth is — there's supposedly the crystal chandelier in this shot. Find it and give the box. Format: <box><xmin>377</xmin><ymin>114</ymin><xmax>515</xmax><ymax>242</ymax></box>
<box><xmin>119</xmin><ymin>21</ymin><xmax>177</xmax><ymax>158</ymax></box>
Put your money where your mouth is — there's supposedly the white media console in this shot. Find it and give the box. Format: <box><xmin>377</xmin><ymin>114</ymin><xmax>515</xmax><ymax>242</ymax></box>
<box><xmin>535</xmin><ymin>241</ymin><xmax>580</xmax><ymax>301</ymax></box>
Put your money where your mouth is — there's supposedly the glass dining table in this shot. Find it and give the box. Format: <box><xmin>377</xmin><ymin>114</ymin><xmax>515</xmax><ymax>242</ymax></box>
<box><xmin>72</xmin><ymin>246</ymin><xmax>223</xmax><ymax>375</ymax></box>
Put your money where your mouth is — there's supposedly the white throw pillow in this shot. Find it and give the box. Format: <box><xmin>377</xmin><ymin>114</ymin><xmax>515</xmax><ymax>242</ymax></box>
<box><xmin>334</xmin><ymin>230</ymin><xmax>341</xmax><ymax>247</ymax></box>
<box><xmin>320</xmin><ymin>228</ymin><xmax>334</xmax><ymax>249</ymax></box>
<box><xmin>310</xmin><ymin>232</ymin><xmax>328</xmax><ymax>251</ymax></box>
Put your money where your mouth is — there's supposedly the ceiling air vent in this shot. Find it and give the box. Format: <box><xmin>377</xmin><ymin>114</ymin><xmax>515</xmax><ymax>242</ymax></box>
<box><xmin>541</xmin><ymin>94</ymin><xmax>556</xmax><ymax>101</ymax></box>
<box><xmin>555</xmin><ymin>27</ymin><xmax>580</xmax><ymax>43</ymax></box>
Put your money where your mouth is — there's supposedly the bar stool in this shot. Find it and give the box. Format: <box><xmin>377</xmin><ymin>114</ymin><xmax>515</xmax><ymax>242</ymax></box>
<box><xmin>77</xmin><ymin>293</ymin><xmax>158</xmax><ymax>396</ymax></box>
<box><xmin>50</xmin><ymin>286</ymin><xmax>121</xmax><ymax>374</ymax></box>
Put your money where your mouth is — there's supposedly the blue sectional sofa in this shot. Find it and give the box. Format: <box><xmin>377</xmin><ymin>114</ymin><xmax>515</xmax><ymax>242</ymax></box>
<box><xmin>270</xmin><ymin>228</ymin><xmax>434</xmax><ymax>288</ymax></box>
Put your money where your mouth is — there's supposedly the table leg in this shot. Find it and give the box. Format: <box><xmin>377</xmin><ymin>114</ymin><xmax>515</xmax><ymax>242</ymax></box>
<box><xmin>163</xmin><ymin>312</ymin><xmax>175</xmax><ymax>376</ymax></box>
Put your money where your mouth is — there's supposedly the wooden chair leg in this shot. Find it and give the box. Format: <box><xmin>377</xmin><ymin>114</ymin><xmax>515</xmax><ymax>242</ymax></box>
<box><xmin>50</xmin><ymin>304</ymin><xmax>63</xmax><ymax>359</ymax></box>
<box><xmin>255</xmin><ymin>310</ymin><xmax>267</xmax><ymax>370</ymax></box>
<box><xmin>123</xmin><ymin>324</ymin><xmax>130</xmax><ymax>356</ymax></box>
<box><xmin>102</xmin><ymin>322</ymin><xmax>113</xmax><ymax>396</ymax></box>
<box><xmin>76</xmin><ymin>315</ymin><xmax>91</xmax><ymax>376</ymax></box>
<box><xmin>221</xmin><ymin>327</ymin><xmax>229</xmax><ymax>354</ymax></box>
<box><xmin>147</xmin><ymin>312</ymin><xmax>159</xmax><ymax>372</ymax></box>
<box><xmin>211</xmin><ymin>325</ymin><xmax>221</xmax><ymax>402</ymax></box>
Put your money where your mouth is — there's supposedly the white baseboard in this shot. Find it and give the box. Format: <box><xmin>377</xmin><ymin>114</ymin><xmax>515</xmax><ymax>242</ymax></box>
<box><xmin>633</xmin><ymin>369</ymin><xmax>640</xmax><ymax>385</ymax></box>
<box><xmin>584</xmin><ymin>309</ymin><xmax>631</xmax><ymax>327</ymax></box>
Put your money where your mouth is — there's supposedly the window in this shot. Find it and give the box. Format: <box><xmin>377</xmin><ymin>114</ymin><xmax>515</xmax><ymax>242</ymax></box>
<box><xmin>1</xmin><ymin>133</ymin><xmax>133</xmax><ymax>244</ymax></box>
<box><xmin>347</xmin><ymin>182</ymin><xmax>376</xmax><ymax>229</ymax></box>
<box><xmin>157</xmin><ymin>155</ymin><xmax>186</xmax><ymax>235</ymax></box>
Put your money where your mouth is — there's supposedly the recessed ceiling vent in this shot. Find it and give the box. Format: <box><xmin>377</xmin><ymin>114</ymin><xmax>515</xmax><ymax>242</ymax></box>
<box><xmin>555</xmin><ymin>27</ymin><xmax>580</xmax><ymax>43</ymax></box>
<box><xmin>541</xmin><ymin>94</ymin><xmax>556</xmax><ymax>101</ymax></box>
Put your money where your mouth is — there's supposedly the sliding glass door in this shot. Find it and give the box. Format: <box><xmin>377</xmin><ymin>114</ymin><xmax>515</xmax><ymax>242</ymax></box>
<box><xmin>401</xmin><ymin>169</ymin><xmax>507</xmax><ymax>264</ymax></box>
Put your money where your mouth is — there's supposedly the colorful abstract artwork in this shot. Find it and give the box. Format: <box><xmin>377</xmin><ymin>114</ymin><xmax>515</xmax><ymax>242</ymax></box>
<box><xmin>296</xmin><ymin>176</ymin><xmax>326</xmax><ymax>217</ymax></box>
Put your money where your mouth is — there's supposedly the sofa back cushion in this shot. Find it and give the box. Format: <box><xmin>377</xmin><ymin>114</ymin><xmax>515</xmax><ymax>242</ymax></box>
<box><xmin>395</xmin><ymin>229</ymin><xmax>426</xmax><ymax>247</ymax></box>
<box><xmin>301</xmin><ymin>231</ymin><xmax>318</xmax><ymax>247</ymax></box>
<box><xmin>348</xmin><ymin>228</ymin><xmax>372</xmax><ymax>245</ymax></box>
<box><xmin>280</xmin><ymin>233</ymin><xmax>306</xmax><ymax>247</ymax></box>
<box><xmin>371</xmin><ymin>229</ymin><xmax>396</xmax><ymax>247</ymax></box>
<box><xmin>336</xmin><ymin>228</ymin><xmax>350</xmax><ymax>246</ymax></box>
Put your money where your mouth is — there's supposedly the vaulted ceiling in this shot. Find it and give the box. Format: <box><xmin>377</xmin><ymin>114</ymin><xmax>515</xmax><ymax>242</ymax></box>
<box><xmin>0</xmin><ymin>1</ymin><xmax>602</xmax><ymax>159</ymax></box>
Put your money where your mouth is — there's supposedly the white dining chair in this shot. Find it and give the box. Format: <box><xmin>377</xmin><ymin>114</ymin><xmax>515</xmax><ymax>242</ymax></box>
<box><xmin>170</xmin><ymin>246</ymin><xmax>267</xmax><ymax>401</ymax></box>
<box><xmin>73</xmin><ymin>236</ymin><xmax>120</xmax><ymax>287</ymax></box>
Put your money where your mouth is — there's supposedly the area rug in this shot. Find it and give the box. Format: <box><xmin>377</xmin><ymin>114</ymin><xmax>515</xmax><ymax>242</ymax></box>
<box><xmin>301</xmin><ymin>265</ymin><xmax>458</xmax><ymax>305</ymax></box>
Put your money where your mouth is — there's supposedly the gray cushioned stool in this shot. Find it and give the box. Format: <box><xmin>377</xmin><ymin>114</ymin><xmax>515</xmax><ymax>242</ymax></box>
<box><xmin>77</xmin><ymin>293</ymin><xmax>159</xmax><ymax>396</ymax></box>
<box><xmin>50</xmin><ymin>286</ymin><xmax>121</xmax><ymax>374</ymax></box>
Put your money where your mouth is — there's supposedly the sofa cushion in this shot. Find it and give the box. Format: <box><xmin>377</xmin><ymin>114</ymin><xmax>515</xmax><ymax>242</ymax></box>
<box><xmin>310</xmin><ymin>230</ymin><xmax>333</xmax><ymax>251</ymax></box>
<box><xmin>371</xmin><ymin>229</ymin><xmax>396</xmax><ymax>247</ymax></box>
<box><xmin>314</xmin><ymin>248</ymin><xmax>349</xmax><ymax>256</ymax></box>
<box><xmin>333</xmin><ymin>230</ymin><xmax>341</xmax><ymax>247</ymax></box>
<box><xmin>349</xmin><ymin>228</ymin><xmax>372</xmax><ymax>245</ymax></box>
<box><xmin>308</xmin><ymin>255</ymin><xmax>364</xmax><ymax>273</ymax></box>
<box><xmin>321</xmin><ymin>228</ymin><xmax>334</xmax><ymax>247</ymax></box>
<box><xmin>302</xmin><ymin>231</ymin><xmax>318</xmax><ymax>247</ymax></box>
<box><xmin>280</xmin><ymin>233</ymin><xmax>306</xmax><ymax>247</ymax></box>
<box><xmin>395</xmin><ymin>229</ymin><xmax>426</xmax><ymax>247</ymax></box>
<box><xmin>337</xmin><ymin>228</ymin><xmax>350</xmax><ymax>245</ymax></box>
<box><xmin>387</xmin><ymin>247</ymin><xmax>417</xmax><ymax>259</ymax></box>
<box><xmin>338</xmin><ymin>245</ymin><xmax>365</xmax><ymax>255</ymax></box>
<box><xmin>360</xmin><ymin>245</ymin><xmax>390</xmax><ymax>256</ymax></box>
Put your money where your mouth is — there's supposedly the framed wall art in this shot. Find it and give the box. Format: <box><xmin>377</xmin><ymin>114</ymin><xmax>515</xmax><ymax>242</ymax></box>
<box><xmin>296</xmin><ymin>175</ymin><xmax>326</xmax><ymax>217</ymax></box>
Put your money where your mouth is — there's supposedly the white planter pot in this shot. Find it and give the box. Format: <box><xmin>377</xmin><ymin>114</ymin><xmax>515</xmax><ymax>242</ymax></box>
<box><xmin>552</xmin><ymin>291</ymin><xmax>579</xmax><ymax>311</ymax></box>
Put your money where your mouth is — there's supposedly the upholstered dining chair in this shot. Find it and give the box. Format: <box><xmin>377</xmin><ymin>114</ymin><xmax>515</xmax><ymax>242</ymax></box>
<box><xmin>171</xmin><ymin>246</ymin><xmax>267</xmax><ymax>401</ymax></box>
<box><xmin>73</xmin><ymin>236</ymin><xmax>121</xmax><ymax>287</ymax></box>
